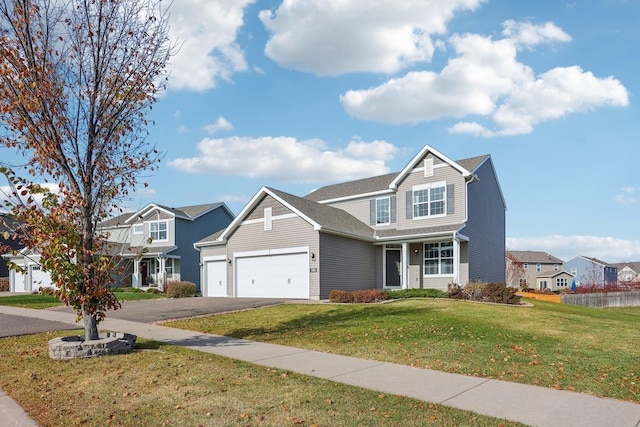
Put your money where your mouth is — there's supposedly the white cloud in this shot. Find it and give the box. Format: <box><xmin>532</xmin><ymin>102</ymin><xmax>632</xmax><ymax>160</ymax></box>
<box><xmin>203</xmin><ymin>117</ymin><xmax>234</xmax><ymax>135</ymax></box>
<box><xmin>507</xmin><ymin>235</ymin><xmax>640</xmax><ymax>264</ymax></box>
<box><xmin>259</xmin><ymin>0</ymin><xmax>485</xmax><ymax>76</ymax></box>
<box><xmin>501</xmin><ymin>20</ymin><xmax>571</xmax><ymax>48</ymax></box>
<box><xmin>218</xmin><ymin>194</ymin><xmax>251</xmax><ymax>204</ymax></box>
<box><xmin>340</xmin><ymin>21</ymin><xmax>628</xmax><ymax>136</ymax></box>
<box><xmin>167</xmin><ymin>0</ymin><xmax>255</xmax><ymax>91</ymax></box>
<box><xmin>615</xmin><ymin>187</ymin><xmax>638</xmax><ymax>205</ymax></box>
<box><xmin>167</xmin><ymin>137</ymin><xmax>398</xmax><ymax>183</ymax></box>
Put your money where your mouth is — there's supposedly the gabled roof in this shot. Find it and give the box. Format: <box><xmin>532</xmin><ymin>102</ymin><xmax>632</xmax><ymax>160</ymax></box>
<box><xmin>200</xmin><ymin>187</ymin><xmax>374</xmax><ymax>247</ymax></box>
<box><xmin>507</xmin><ymin>250</ymin><xmax>564</xmax><ymax>264</ymax></box>
<box><xmin>305</xmin><ymin>145</ymin><xmax>489</xmax><ymax>203</ymax></box>
<box><xmin>100</xmin><ymin>202</ymin><xmax>229</xmax><ymax>228</ymax></box>
<box><xmin>565</xmin><ymin>255</ymin><xmax>615</xmax><ymax>268</ymax></box>
<box><xmin>536</xmin><ymin>270</ymin><xmax>574</xmax><ymax>279</ymax></box>
<box><xmin>612</xmin><ymin>262</ymin><xmax>640</xmax><ymax>273</ymax></box>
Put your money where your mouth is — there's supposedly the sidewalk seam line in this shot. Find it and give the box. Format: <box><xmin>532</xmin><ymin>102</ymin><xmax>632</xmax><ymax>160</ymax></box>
<box><xmin>327</xmin><ymin>362</ymin><xmax>387</xmax><ymax>380</ymax></box>
<box><xmin>439</xmin><ymin>378</ymin><xmax>492</xmax><ymax>404</ymax></box>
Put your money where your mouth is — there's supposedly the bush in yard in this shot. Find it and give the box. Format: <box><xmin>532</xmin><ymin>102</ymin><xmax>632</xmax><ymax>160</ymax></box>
<box><xmin>146</xmin><ymin>287</ymin><xmax>160</xmax><ymax>294</ymax></box>
<box><xmin>447</xmin><ymin>283</ymin><xmax>468</xmax><ymax>300</ymax></box>
<box><xmin>329</xmin><ymin>290</ymin><xmax>353</xmax><ymax>303</ymax></box>
<box><xmin>164</xmin><ymin>281</ymin><xmax>196</xmax><ymax>298</ymax></box>
<box><xmin>384</xmin><ymin>288</ymin><xmax>447</xmax><ymax>299</ymax></box>
<box><xmin>351</xmin><ymin>290</ymin><xmax>389</xmax><ymax>303</ymax></box>
<box><xmin>482</xmin><ymin>282</ymin><xmax>521</xmax><ymax>305</ymax></box>
<box><xmin>463</xmin><ymin>282</ymin><xmax>486</xmax><ymax>300</ymax></box>
<box><xmin>0</xmin><ymin>277</ymin><xmax>8</xmax><ymax>292</ymax></box>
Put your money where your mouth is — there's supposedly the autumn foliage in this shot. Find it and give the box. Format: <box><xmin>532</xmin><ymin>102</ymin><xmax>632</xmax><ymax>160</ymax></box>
<box><xmin>0</xmin><ymin>0</ymin><xmax>174</xmax><ymax>339</ymax></box>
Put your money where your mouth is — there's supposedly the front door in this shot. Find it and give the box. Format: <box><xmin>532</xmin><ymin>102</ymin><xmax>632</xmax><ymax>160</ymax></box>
<box><xmin>385</xmin><ymin>249</ymin><xmax>401</xmax><ymax>287</ymax></box>
<box><xmin>140</xmin><ymin>260</ymin><xmax>148</xmax><ymax>287</ymax></box>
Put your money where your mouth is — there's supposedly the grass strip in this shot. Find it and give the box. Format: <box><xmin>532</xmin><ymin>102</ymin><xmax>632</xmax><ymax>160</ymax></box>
<box><xmin>167</xmin><ymin>298</ymin><xmax>640</xmax><ymax>403</ymax></box>
<box><xmin>0</xmin><ymin>331</ymin><xmax>523</xmax><ymax>427</ymax></box>
<box><xmin>0</xmin><ymin>291</ymin><xmax>165</xmax><ymax>309</ymax></box>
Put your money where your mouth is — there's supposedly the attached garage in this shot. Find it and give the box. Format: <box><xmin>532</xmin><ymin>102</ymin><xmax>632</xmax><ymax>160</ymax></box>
<box><xmin>203</xmin><ymin>258</ymin><xmax>227</xmax><ymax>297</ymax></box>
<box><xmin>236</xmin><ymin>249</ymin><xmax>309</xmax><ymax>299</ymax></box>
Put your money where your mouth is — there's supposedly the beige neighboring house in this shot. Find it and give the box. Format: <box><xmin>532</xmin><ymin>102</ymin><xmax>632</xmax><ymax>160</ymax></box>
<box><xmin>612</xmin><ymin>262</ymin><xmax>640</xmax><ymax>284</ymax></box>
<box><xmin>196</xmin><ymin>144</ymin><xmax>507</xmax><ymax>300</ymax></box>
<box><xmin>535</xmin><ymin>270</ymin><xmax>575</xmax><ymax>292</ymax></box>
<box><xmin>506</xmin><ymin>250</ymin><xmax>564</xmax><ymax>289</ymax></box>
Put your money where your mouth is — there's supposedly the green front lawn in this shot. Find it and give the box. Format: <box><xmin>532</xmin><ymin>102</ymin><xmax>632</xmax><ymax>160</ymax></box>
<box><xmin>0</xmin><ymin>289</ymin><xmax>165</xmax><ymax>309</ymax></box>
<box><xmin>0</xmin><ymin>331</ymin><xmax>523</xmax><ymax>427</ymax></box>
<box><xmin>167</xmin><ymin>299</ymin><xmax>640</xmax><ymax>403</ymax></box>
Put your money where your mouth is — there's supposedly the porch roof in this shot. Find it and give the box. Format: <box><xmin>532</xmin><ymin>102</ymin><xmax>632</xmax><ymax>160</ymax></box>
<box><xmin>117</xmin><ymin>245</ymin><xmax>178</xmax><ymax>257</ymax></box>
<box><xmin>374</xmin><ymin>224</ymin><xmax>466</xmax><ymax>243</ymax></box>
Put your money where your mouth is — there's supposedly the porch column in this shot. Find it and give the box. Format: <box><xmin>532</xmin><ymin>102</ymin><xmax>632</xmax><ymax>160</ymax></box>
<box><xmin>453</xmin><ymin>237</ymin><xmax>460</xmax><ymax>285</ymax></box>
<box><xmin>132</xmin><ymin>261</ymin><xmax>140</xmax><ymax>288</ymax></box>
<box><xmin>401</xmin><ymin>242</ymin><xmax>408</xmax><ymax>290</ymax></box>
<box><xmin>158</xmin><ymin>257</ymin><xmax>166</xmax><ymax>290</ymax></box>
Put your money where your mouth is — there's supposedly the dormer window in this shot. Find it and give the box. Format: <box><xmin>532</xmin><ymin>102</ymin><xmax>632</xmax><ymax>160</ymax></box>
<box><xmin>150</xmin><ymin>221</ymin><xmax>167</xmax><ymax>242</ymax></box>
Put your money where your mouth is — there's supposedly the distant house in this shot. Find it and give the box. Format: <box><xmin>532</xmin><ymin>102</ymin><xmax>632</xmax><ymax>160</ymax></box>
<box><xmin>563</xmin><ymin>256</ymin><xmax>617</xmax><ymax>287</ymax></box>
<box><xmin>612</xmin><ymin>262</ymin><xmax>640</xmax><ymax>284</ymax></box>
<box><xmin>535</xmin><ymin>270</ymin><xmax>575</xmax><ymax>292</ymax></box>
<box><xmin>196</xmin><ymin>144</ymin><xmax>506</xmax><ymax>299</ymax></box>
<box><xmin>5</xmin><ymin>202</ymin><xmax>234</xmax><ymax>293</ymax></box>
<box><xmin>506</xmin><ymin>250</ymin><xmax>564</xmax><ymax>288</ymax></box>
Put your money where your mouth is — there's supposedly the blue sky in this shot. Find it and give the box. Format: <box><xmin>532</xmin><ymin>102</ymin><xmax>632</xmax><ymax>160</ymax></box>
<box><xmin>4</xmin><ymin>0</ymin><xmax>640</xmax><ymax>263</ymax></box>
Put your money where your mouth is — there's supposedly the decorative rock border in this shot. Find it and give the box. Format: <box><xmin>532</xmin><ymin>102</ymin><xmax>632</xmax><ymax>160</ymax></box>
<box><xmin>48</xmin><ymin>332</ymin><xmax>137</xmax><ymax>360</ymax></box>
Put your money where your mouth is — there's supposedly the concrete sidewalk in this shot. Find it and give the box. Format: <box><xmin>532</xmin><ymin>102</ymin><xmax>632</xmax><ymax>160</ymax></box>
<box><xmin>2</xmin><ymin>305</ymin><xmax>640</xmax><ymax>427</ymax></box>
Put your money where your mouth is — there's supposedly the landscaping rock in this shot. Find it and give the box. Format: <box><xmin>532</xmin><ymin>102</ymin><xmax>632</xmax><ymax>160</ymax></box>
<box><xmin>48</xmin><ymin>332</ymin><xmax>136</xmax><ymax>360</ymax></box>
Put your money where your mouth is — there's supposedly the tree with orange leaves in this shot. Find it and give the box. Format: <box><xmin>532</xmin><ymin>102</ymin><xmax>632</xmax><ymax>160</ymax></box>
<box><xmin>0</xmin><ymin>0</ymin><xmax>174</xmax><ymax>340</ymax></box>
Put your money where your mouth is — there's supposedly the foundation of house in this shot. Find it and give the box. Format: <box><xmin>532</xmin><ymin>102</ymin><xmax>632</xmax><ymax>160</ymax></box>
<box><xmin>48</xmin><ymin>332</ymin><xmax>137</xmax><ymax>360</ymax></box>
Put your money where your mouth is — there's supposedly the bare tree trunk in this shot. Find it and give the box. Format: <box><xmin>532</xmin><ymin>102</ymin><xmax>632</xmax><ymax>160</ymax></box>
<box><xmin>82</xmin><ymin>308</ymin><xmax>99</xmax><ymax>340</ymax></box>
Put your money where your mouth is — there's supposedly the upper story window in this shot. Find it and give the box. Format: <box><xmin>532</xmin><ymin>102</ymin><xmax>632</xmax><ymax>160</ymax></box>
<box><xmin>536</xmin><ymin>263</ymin><xmax>541</xmax><ymax>272</ymax></box>
<box><xmin>376</xmin><ymin>197</ymin><xmax>390</xmax><ymax>225</ymax></box>
<box><xmin>149</xmin><ymin>221</ymin><xmax>168</xmax><ymax>242</ymax></box>
<box><xmin>413</xmin><ymin>182</ymin><xmax>445</xmax><ymax>219</ymax></box>
<box><xmin>133</xmin><ymin>224</ymin><xmax>144</xmax><ymax>234</ymax></box>
<box><xmin>524</xmin><ymin>263</ymin><xmax>528</xmax><ymax>269</ymax></box>
<box><xmin>554</xmin><ymin>264</ymin><xmax>559</xmax><ymax>271</ymax></box>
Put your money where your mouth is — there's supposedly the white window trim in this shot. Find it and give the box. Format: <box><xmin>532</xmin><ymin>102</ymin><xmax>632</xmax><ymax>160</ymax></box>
<box><xmin>412</xmin><ymin>181</ymin><xmax>446</xmax><ymax>220</ymax></box>
<box><xmin>375</xmin><ymin>197</ymin><xmax>391</xmax><ymax>226</ymax></box>
<box><xmin>133</xmin><ymin>224</ymin><xmax>144</xmax><ymax>234</ymax></box>
<box><xmin>148</xmin><ymin>220</ymin><xmax>169</xmax><ymax>243</ymax></box>
<box><xmin>423</xmin><ymin>241</ymin><xmax>455</xmax><ymax>277</ymax></box>
<box><xmin>264</xmin><ymin>207</ymin><xmax>272</xmax><ymax>231</ymax></box>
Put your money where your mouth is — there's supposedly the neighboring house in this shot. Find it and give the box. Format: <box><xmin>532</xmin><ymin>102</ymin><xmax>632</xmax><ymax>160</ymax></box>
<box><xmin>506</xmin><ymin>250</ymin><xmax>564</xmax><ymax>288</ymax></box>
<box><xmin>535</xmin><ymin>270</ymin><xmax>575</xmax><ymax>292</ymax></box>
<box><xmin>612</xmin><ymin>262</ymin><xmax>640</xmax><ymax>284</ymax></box>
<box><xmin>564</xmin><ymin>256</ymin><xmax>618</xmax><ymax>287</ymax></box>
<box><xmin>196</xmin><ymin>144</ymin><xmax>506</xmax><ymax>300</ymax></box>
<box><xmin>5</xmin><ymin>202</ymin><xmax>234</xmax><ymax>293</ymax></box>
<box><xmin>0</xmin><ymin>213</ymin><xmax>22</xmax><ymax>278</ymax></box>
<box><xmin>99</xmin><ymin>202</ymin><xmax>234</xmax><ymax>291</ymax></box>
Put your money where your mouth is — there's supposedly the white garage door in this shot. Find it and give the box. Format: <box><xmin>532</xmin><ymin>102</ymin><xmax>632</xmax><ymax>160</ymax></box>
<box><xmin>205</xmin><ymin>260</ymin><xmax>227</xmax><ymax>297</ymax></box>
<box><xmin>30</xmin><ymin>265</ymin><xmax>53</xmax><ymax>290</ymax></box>
<box><xmin>237</xmin><ymin>252</ymin><xmax>309</xmax><ymax>299</ymax></box>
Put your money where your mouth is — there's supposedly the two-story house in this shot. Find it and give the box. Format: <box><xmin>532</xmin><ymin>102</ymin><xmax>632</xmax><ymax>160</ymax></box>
<box><xmin>563</xmin><ymin>255</ymin><xmax>618</xmax><ymax>287</ymax></box>
<box><xmin>506</xmin><ymin>250</ymin><xmax>564</xmax><ymax>288</ymax></box>
<box><xmin>100</xmin><ymin>202</ymin><xmax>234</xmax><ymax>291</ymax></box>
<box><xmin>195</xmin><ymin>144</ymin><xmax>506</xmax><ymax>299</ymax></box>
<box><xmin>612</xmin><ymin>262</ymin><xmax>640</xmax><ymax>284</ymax></box>
<box><xmin>5</xmin><ymin>202</ymin><xmax>234</xmax><ymax>293</ymax></box>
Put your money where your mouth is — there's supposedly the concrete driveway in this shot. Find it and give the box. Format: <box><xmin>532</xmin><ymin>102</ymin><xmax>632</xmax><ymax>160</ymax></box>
<box><xmin>50</xmin><ymin>297</ymin><xmax>291</xmax><ymax>323</ymax></box>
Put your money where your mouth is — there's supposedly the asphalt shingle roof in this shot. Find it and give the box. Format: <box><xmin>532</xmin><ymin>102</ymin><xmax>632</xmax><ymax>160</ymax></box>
<box><xmin>305</xmin><ymin>155</ymin><xmax>489</xmax><ymax>202</ymax></box>
<box><xmin>507</xmin><ymin>250</ymin><xmax>564</xmax><ymax>264</ymax></box>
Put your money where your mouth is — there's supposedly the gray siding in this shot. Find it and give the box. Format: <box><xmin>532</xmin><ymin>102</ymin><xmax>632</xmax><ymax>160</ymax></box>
<box><xmin>396</xmin><ymin>164</ymin><xmax>467</xmax><ymax>230</ymax></box>
<box><xmin>246</xmin><ymin>195</ymin><xmax>293</xmax><ymax>220</ymax></box>
<box><xmin>318</xmin><ymin>233</ymin><xmax>377</xmax><ymax>298</ymax></box>
<box><xmin>464</xmin><ymin>158</ymin><xmax>506</xmax><ymax>284</ymax></box>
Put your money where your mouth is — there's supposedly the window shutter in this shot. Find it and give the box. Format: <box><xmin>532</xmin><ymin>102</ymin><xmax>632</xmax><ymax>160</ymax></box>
<box><xmin>447</xmin><ymin>184</ymin><xmax>455</xmax><ymax>215</ymax></box>
<box><xmin>406</xmin><ymin>191</ymin><xmax>413</xmax><ymax>219</ymax></box>
<box><xmin>370</xmin><ymin>199</ymin><xmax>376</xmax><ymax>225</ymax></box>
<box><xmin>390</xmin><ymin>196</ymin><xmax>397</xmax><ymax>223</ymax></box>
